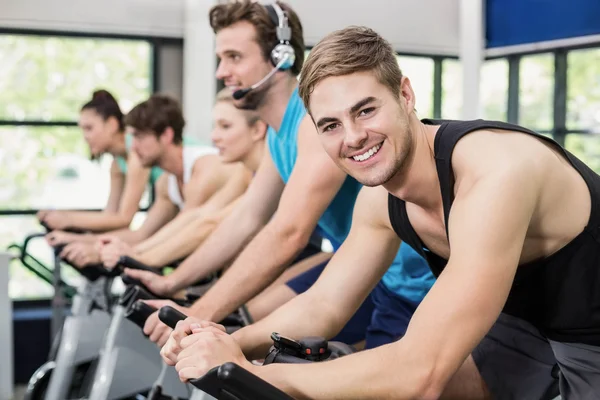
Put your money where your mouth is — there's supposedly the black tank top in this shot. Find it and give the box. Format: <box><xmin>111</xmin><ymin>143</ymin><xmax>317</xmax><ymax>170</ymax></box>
<box><xmin>388</xmin><ymin>119</ymin><xmax>600</xmax><ymax>346</ymax></box>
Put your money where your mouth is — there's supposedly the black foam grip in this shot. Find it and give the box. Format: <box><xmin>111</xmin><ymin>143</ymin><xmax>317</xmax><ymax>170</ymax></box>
<box><xmin>120</xmin><ymin>274</ymin><xmax>158</xmax><ymax>296</ymax></box>
<box><xmin>270</xmin><ymin>352</ymin><xmax>312</xmax><ymax>364</ymax></box>
<box><xmin>125</xmin><ymin>300</ymin><xmax>157</xmax><ymax>330</ymax></box>
<box><xmin>118</xmin><ymin>256</ymin><xmax>160</xmax><ymax>274</ymax></box>
<box><xmin>219</xmin><ymin>312</ymin><xmax>243</xmax><ymax>327</ymax></box>
<box><xmin>119</xmin><ymin>284</ymin><xmax>155</xmax><ymax>307</ymax></box>
<box><xmin>189</xmin><ymin>362</ymin><xmax>294</xmax><ymax>400</ymax></box>
<box><xmin>119</xmin><ymin>275</ymin><xmax>189</xmax><ymax>307</ymax></box>
<box><xmin>158</xmin><ymin>306</ymin><xmax>188</xmax><ymax>329</ymax></box>
<box><xmin>79</xmin><ymin>264</ymin><xmax>115</xmax><ymax>280</ymax></box>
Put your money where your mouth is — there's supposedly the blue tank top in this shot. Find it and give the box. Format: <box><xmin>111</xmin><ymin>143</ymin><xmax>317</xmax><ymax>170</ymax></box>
<box><xmin>267</xmin><ymin>87</ymin><xmax>435</xmax><ymax>302</ymax></box>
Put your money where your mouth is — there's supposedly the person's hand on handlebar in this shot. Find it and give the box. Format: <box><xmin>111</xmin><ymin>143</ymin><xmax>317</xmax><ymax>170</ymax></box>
<box><xmin>45</xmin><ymin>230</ymin><xmax>79</xmax><ymax>247</ymax></box>
<box><xmin>160</xmin><ymin>317</ymin><xmax>226</xmax><ymax>365</ymax></box>
<box><xmin>123</xmin><ymin>268</ymin><xmax>175</xmax><ymax>297</ymax></box>
<box><xmin>60</xmin><ymin>242</ymin><xmax>101</xmax><ymax>267</ymax></box>
<box><xmin>143</xmin><ymin>300</ymin><xmax>191</xmax><ymax>347</ymax></box>
<box><xmin>162</xmin><ymin>319</ymin><xmax>249</xmax><ymax>382</ymax></box>
<box><xmin>38</xmin><ymin>210</ymin><xmax>71</xmax><ymax>230</ymax></box>
<box><xmin>97</xmin><ymin>236</ymin><xmax>134</xmax><ymax>269</ymax></box>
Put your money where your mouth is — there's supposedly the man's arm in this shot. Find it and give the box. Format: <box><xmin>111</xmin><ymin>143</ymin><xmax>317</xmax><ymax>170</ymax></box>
<box><xmin>183</xmin><ymin>161</ymin><xmax>251</xmax><ymax>214</ymax></box>
<box><xmin>160</xmin><ymin>148</ymin><xmax>285</xmax><ymax>292</ymax></box>
<box><xmin>188</xmin><ymin>117</ymin><xmax>348</xmax><ymax>322</ymax></box>
<box><xmin>133</xmin><ymin>208</ymin><xmax>202</xmax><ymax>255</ymax></box>
<box><xmin>135</xmin><ymin>162</ymin><xmax>250</xmax><ymax>254</ymax></box>
<box><xmin>232</xmin><ymin>185</ymin><xmax>399</xmax><ymax>358</ymax></box>
<box><xmin>135</xmin><ymin>200</ymin><xmax>238</xmax><ymax>267</ymax></box>
<box><xmin>105</xmin><ymin>175</ymin><xmax>179</xmax><ymax>244</ymax></box>
<box><xmin>255</xmin><ymin>164</ymin><xmax>540</xmax><ymax>399</ymax></box>
<box><xmin>134</xmin><ymin>156</ymin><xmax>226</xmax><ymax>248</ymax></box>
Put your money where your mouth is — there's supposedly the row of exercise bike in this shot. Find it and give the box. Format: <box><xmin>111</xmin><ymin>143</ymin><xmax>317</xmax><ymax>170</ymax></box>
<box><xmin>10</xmin><ymin>226</ymin><xmax>353</xmax><ymax>400</ymax></box>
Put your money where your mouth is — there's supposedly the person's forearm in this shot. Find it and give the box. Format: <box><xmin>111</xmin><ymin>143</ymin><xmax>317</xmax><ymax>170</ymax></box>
<box><xmin>62</xmin><ymin>210</ymin><xmax>132</xmax><ymax>232</ymax></box>
<box><xmin>134</xmin><ymin>210</ymin><xmax>201</xmax><ymax>254</ymax></box>
<box><xmin>107</xmin><ymin>228</ymin><xmax>145</xmax><ymax>244</ymax></box>
<box><xmin>137</xmin><ymin>219</ymin><xmax>217</xmax><ymax>267</ymax></box>
<box><xmin>164</xmin><ymin>206</ymin><xmax>264</xmax><ymax>293</ymax></box>
<box><xmin>193</xmin><ymin>167</ymin><xmax>249</xmax><ymax>216</ymax></box>
<box><xmin>233</xmin><ymin>289</ymin><xmax>346</xmax><ymax>360</ymax></box>
<box><xmin>253</xmin><ymin>339</ymin><xmax>431</xmax><ymax>400</ymax></box>
<box><xmin>188</xmin><ymin>221</ymin><xmax>310</xmax><ymax>323</ymax></box>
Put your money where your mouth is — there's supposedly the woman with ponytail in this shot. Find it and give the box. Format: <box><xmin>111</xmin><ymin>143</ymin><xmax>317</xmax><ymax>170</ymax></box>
<box><xmin>38</xmin><ymin>89</ymin><xmax>162</xmax><ymax>243</ymax></box>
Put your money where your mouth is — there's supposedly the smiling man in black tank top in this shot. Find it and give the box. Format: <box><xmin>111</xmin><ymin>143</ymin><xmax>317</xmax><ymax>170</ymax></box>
<box><xmin>294</xmin><ymin>26</ymin><xmax>600</xmax><ymax>398</ymax></box>
<box><xmin>158</xmin><ymin>26</ymin><xmax>599</xmax><ymax>399</ymax></box>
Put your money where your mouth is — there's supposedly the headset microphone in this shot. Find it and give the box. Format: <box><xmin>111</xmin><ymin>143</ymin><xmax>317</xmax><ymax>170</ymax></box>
<box><xmin>232</xmin><ymin>54</ymin><xmax>290</xmax><ymax>100</ymax></box>
<box><xmin>232</xmin><ymin>2</ymin><xmax>295</xmax><ymax>101</ymax></box>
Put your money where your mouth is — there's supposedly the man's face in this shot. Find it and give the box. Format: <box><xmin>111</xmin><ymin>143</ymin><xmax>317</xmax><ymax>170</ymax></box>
<box><xmin>130</xmin><ymin>129</ymin><xmax>164</xmax><ymax>168</ymax></box>
<box><xmin>309</xmin><ymin>71</ymin><xmax>414</xmax><ymax>187</ymax></box>
<box><xmin>215</xmin><ymin>21</ymin><xmax>275</xmax><ymax>110</ymax></box>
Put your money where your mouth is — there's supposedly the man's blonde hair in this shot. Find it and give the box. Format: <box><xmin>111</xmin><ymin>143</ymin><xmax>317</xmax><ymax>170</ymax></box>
<box><xmin>215</xmin><ymin>87</ymin><xmax>261</xmax><ymax>126</ymax></box>
<box><xmin>298</xmin><ymin>26</ymin><xmax>403</xmax><ymax>113</ymax></box>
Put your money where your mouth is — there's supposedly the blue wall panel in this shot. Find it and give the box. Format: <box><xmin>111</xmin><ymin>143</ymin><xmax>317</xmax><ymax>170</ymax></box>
<box><xmin>486</xmin><ymin>0</ymin><xmax>600</xmax><ymax>48</ymax></box>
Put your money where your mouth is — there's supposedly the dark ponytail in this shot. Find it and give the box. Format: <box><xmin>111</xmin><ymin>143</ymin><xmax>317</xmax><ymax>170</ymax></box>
<box><xmin>81</xmin><ymin>89</ymin><xmax>125</xmax><ymax>131</ymax></box>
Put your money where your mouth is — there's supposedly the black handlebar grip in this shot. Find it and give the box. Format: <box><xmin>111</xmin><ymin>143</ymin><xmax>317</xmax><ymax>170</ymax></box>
<box><xmin>158</xmin><ymin>306</ymin><xmax>188</xmax><ymax>329</ymax></box>
<box><xmin>189</xmin><ymin>362</ymin><xmax>294</xmax><ymax>400</ymax></box>
<box><xmin>270</xmin><ymin>352</ymin><xmax>313</xmax><ymax>364</ymax></box>
<box><xmin>119</xmin><ymin>285</ymin><xmax>155</xmax><ymax>307</ymax></box>
<box><xmin>118</xmin><ymin>255</ymin><xmax>160</xmax><ymax>274</ymax></box>
<box><xmin>125</xmin><ymin>300</ymin><xmax>157</xmax><ymax>330</ymax></box>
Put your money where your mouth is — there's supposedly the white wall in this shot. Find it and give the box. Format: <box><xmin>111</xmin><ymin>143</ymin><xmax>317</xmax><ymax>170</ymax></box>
<box><xmin>459</xmin><ymin>0</ymin><xmax>484</xmax><ymax>119</ymax></box>
<box><xmin>288</xmin><ymin>0</ymin><xmax>460</xmax><ymax>56</ymax></box>
<box><xmin>0</xmin><ymin>0</ymin><xmax>185</xmax><ymax>38</ymax></box>
<box><xmin>182</xmin><ymin>0</ymin><xmax>218</xmax><ymax>142</ymax></box>
<box><xmin>1</xmin><ymin>0</ymin><xmax>460</xmax><ymax>55</ymax></box>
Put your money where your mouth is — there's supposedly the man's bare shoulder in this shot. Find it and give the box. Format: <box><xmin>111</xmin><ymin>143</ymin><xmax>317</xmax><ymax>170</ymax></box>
<box><xmin>354</xmin><ymin>185</ymin><xmax>394</xmax><ymax>231</ymax></box>
<box><xmin>451</xmin><ymin>129</ymin><xmax>549</xmax><ymax>182</ymax></box>
<box><xmin>192</xmin><ymin>153</ymin><xmax>220</xmax><ymax>172</ymax></box>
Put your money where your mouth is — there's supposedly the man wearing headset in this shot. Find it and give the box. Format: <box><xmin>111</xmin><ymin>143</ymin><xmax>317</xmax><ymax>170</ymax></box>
<box><xmin>138</xmin><ymin>0</ymin><xmax>435</xmax><ymax>348</ymax></box>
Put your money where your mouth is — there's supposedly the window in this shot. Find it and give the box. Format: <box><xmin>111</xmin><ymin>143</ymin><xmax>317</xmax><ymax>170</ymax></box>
<box><xmin>565</xmin><ymin>134</ymin><xmax>600</xmax><ymax>174</ymax></box>
<box><xmin>0</xmin><ymin>35</ymin><xmax>151</xmax><ymax>121</ymax></box>
<box><xmin>0</xmin><ymin>126</ymin><xmax>112</xmax><ymax>210</ymax></box>
<box><xmin>396</xmin><ymin>55</ymin><xmax>434</xmax><ymax>118</ymax></box>
<box><xmin>441</xmin><ymin>59</ymin><xmax>462</xmax><ymax>119</ymax></box>
<box><xmin>441</xmin><ymin>59</ymin><xmax>508</xmax><ymax>121</ymax></box>
<box><xmin>1</xmin><ymin>33</ymin><xmax>154</xmax><ymax>300</ymax></box>
<box><xmin>567</xmin><ymin>48</ymin><xmax>600</xmax><ymax>133</ymax></box>
<box><xmin>481</xmin><ymin>59</ymin><xmax>509</xmax><ymax>122</ymax></box>
<box><xmin>519</xmin><ymin>53</ymin><xmax>554</xmax><ymax>131</ymax></box>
